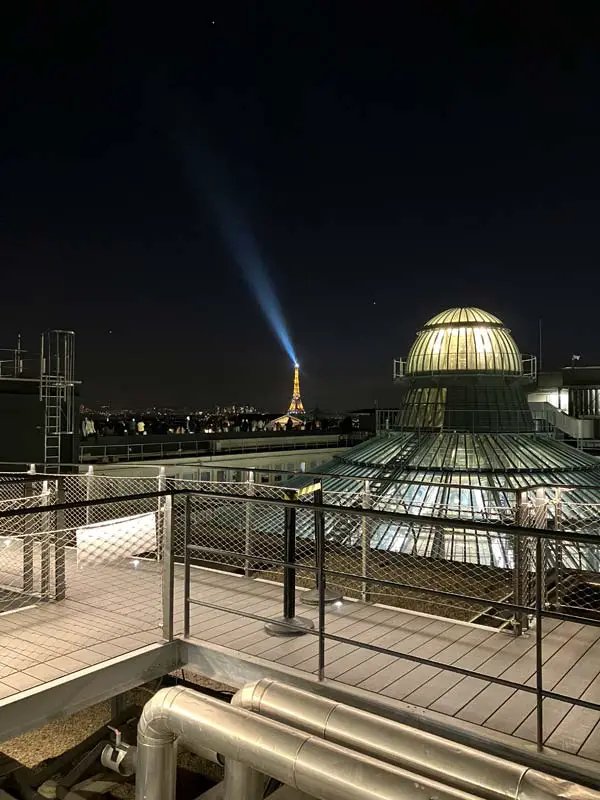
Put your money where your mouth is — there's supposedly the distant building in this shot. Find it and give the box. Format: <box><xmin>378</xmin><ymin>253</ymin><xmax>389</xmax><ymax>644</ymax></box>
<box><xmin>529</xmin><ymin>367</ymin><xmax>600</xmax><ymax>437</ymax></box>
<box><xmin>0</xmin><ymin>332</ymin><xmax>78</xmax><ymax>471</ymax></box>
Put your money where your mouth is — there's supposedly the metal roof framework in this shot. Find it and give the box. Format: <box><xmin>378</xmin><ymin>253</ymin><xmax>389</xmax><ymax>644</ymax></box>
<box><xmin>282</xmin><ymin>431</ymin><xmax>600</xmax><ymax>570</ymax></box>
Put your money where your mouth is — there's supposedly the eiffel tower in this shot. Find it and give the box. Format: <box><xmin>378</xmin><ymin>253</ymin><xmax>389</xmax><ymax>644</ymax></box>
<box><xmin>287</xmin><ymin>363</ymin><xmax>305</xmax><ymax>415</ymax></box>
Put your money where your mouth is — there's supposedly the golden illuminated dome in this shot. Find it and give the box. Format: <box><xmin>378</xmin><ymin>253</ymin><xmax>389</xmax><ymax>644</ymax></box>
<box><xmin>405</xmin><ymin>307</ymin><xmax>522</xmax><ymax>375</ymax></box>
<box><xmin>425</xmin><ymin>307</ymin><xmax>503</xmax><ymax>326</ymax></box>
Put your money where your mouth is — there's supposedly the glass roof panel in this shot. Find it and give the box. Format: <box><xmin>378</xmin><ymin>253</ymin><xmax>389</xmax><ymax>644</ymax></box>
<box><xmin>285</xmin><ymin>430</ymin><xmax>600</xmax><ymax>568</ymax></box>
<box><xmin>425</xmin><ymin>307</ymin><xmax>504</xmax><ymax>327</ymax></box>
<box><xmin>406</xmin><ymin>323</ymin><xmax>522</xmax><ymax>375</ymax></box>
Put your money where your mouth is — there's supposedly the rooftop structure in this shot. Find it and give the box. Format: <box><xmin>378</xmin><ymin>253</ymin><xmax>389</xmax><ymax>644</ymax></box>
<box><xmin>0</xmin><ymin>468</ymin><xmax>599</xmax><ymax>787</ymax></box>
<box><xmin>404</xmin><ymin>306</ymin><xmax>523</xmax><ymax>376</ymax></box>
<box><xmin>392</xmin><ymin>307</ymin><xmax>536</xmax><ymax>433</ymax></box>
<box><xmin>528</xmin><ymin>366</ymin><xmax>600</xmax><ymax>445</ymax></box>
<box><xmin>0</xmin><ymin>330</ymin><xmax>78</xmax><ymax>471</ymax></box>
<box><xmin>1</xmin><ymin>312</ymin><xmax>600</xmax><ymax>794</ymax></box>
<box><xmin>290</xmin><ymin>307</ymin><xmax>600</xmax><ymax>569</ymax></box>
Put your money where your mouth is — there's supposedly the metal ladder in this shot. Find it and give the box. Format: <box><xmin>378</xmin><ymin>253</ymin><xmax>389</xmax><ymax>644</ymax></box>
<box><xmin>40</xmin><ymin>331</ymin><xmax>75</xmax><ymax>473</ymax></box>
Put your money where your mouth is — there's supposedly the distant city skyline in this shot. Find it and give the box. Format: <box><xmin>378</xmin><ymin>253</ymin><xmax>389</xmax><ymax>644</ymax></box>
<box><xmin>81</xmin><ymin>403</ymin><xmax>262</xmax><ymax>416</ymax></box>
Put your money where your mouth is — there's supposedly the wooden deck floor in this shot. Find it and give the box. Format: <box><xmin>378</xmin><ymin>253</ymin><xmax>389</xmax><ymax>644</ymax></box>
<box><xmin>1</xmin><ymin>558</ymin><xmax>600</xmax><ymax>768</ymax></box>
<box><xmin>0</xmin><ymin>551</ymin><xmax>163</xmax><ymax>700</ymax></box>
<box><xmin>181</xmin><ymin>569</ymin><xmax>600</xmax><ymax>765</ymax></box>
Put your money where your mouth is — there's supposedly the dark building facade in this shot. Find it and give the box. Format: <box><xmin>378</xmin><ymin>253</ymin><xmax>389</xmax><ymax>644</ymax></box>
<box><xmin>0</xmin><ymin>331</ymin><xmax>79</xmax><ymax>471</ymax></box>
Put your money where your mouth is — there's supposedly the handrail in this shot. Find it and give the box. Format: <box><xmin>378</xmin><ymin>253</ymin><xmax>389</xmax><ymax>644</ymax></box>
<box><xmin>182</xmin><ymin>554</ymin><xmax>600</xmax><ymax>745</ymax></box>
<box><xmin>530</xmin><ymin>401</ymin><xmax>596</xmax><ymax>440</ymax></box>
<box><xmin>180</xmin><ymin>491</ymin><xmax>600</xmax><ymax>755</ymax></box>
<box><xmin>5</xmin><ymin>462</ymin><xmax>600</xmax><ymax>506</ymax></box>
<box><xmin>376</xmin><ymin>407</ymin><xmax>541</xmax><ymax>435</ymax></box>
<box><xmin>185</xmin><ymin>543</ymin><xmax>533</xmax><ymax>618</ymax></box>
<box><xmin>1</xmin><ymin>484</ymin><xmax>600</xmax><ymax>544</ymax></box>
<box><xmin>0</xmin><ymin>480</ymin><xmax>597</xmax><ymax>761</ymax></box>
<box><xmin>81</xmin><ymin>463</ymin><xmax>600</xmax><ymax>506</ymax></box>
<box><xmin>79</xmin><ymin>433</ymin><xmax>355</xmax><ymax>463</ymax></box>
<box><xmin>392</xmin><ymin>354</ymin><xmax>537</xmax><ymax>381</ymax></box>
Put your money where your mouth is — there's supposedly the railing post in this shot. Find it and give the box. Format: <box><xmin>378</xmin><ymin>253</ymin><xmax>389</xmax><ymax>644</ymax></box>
<box><xmin>54</xmin><ymin>477</ymin><xmax>66</xmax><ymax>601</ymax></box>
<box><xmin>183</xmin><ymin>494</ymin><xmax>191</xmax><ymax>638</ymax></box>
<box><xmin>553</xmin><ymin>488</ymin><xmax>564</xmax><ymax>610</ymax></box>
<box><xmin>513</xmin><ymin>490</ymin><xmax>527</xmax><ymax>635</ymax></box>
<box><xmin>22</xmin><ymin>480</ymin><xmax>34</xmax><ymax>595</ymax></box>
<box><xmin>283</xmin><ymin>501</ymin><xmax>296</xmax><ymax>619</ymax></box>
<box><xmin>158</xmin><ymin>465</ymin><xmax>166</xmax><ymax>505</ymax></box>
<box><xmin>361</xmin><ymin>480</ymin><xmax>371</xmax><ymax>603</ymax></box>
<box><xmin>157</xmin><ymin>464</ymin><xmax>167</xmax><ymax>569</ymax></box>
<box><xmin>244</xmin><ymin>470</ymin><xmax>254</xmax><ymax>577</ymax></box>
<box><xmin>264</xmin><ymin>490</ymin><xmax>314</xmax><ymax>636</ymax></box>
<box><xmin>303</xmin><ymin>482</ymin><xmax>341</xmax><ymax>605</ymax></box>
<box><xmin>535</xmin><ymin>533</ymin><xmax>544</xmax><ymax>751</ymax></box>
<box><xmin>37</xmin><ymin>478</ymin><xmax>54</xmax><ymax>600</ymax></box>
<box><xmin>161</xmin><ymin>494</ymin><xmax>174</xmax><ymax>641</ymax></box>
<box><xmin>315</xmin><ymin>482</ymin><xmax>326</xmax><ymax>681</ymax></box>
<box><xmin>85</xmin><ymin>464</ymin><xmax>94</xmax><ymax>525</ymax></box>
<box><xmin>38</xmin><ymin>479</ymin><xmax>51</xmax><ymax>600</ymax></box>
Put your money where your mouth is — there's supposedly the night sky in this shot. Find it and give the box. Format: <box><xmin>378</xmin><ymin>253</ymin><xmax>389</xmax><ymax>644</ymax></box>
<box><xmin>3</xmin><ymin>3</ymin><xmax>600</xmax><ymax>411</ymax></box>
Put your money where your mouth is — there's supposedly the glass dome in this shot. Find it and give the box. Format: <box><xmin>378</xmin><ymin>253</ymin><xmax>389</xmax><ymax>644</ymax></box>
<box><xmin>425</xmin><ymin>308</ymin><xmax>504</xmax><ymax>326</ymax></box>
<box><xmin>405</xmin><ymin>306</ymin><xmax>522</xmax><ymax>375</ymax></box>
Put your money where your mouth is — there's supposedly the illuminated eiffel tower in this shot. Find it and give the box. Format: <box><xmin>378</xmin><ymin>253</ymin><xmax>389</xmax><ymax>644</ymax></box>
<box><xmin>287</xmin><ymin>363</ymin><xmax>305</xmax><ymax>415</ymax></box>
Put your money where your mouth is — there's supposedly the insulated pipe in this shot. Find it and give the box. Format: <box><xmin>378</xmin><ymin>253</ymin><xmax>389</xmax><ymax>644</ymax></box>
<box><xmin>230</xmin><ymin>679</ymin><xmax>600</xmax><ymax>800</ymax></box>
<box><xmin>135</xmin><ymin>685</ymin><xmax>485</xmax><ymax>800</ymax></box>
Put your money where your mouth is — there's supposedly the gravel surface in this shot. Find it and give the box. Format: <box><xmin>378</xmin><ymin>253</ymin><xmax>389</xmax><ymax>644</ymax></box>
<box><xmin>0</xmin><ymin>687</ymin><xmax>152</xmax><ymax>768</ymax></box>
<box><xmin>1</xmin><ymin>699</ymin><xmax>113</xmax><ymax>767</ymax></box>
<box><xmin>174</xmin><ymin>669</ymin><xmax>235</xmax><ymax>695</ymax></box>
<box><xmin>0</xmin><ymin>679</ymin><xmax>229</xmax><ymax>795</ymax></box>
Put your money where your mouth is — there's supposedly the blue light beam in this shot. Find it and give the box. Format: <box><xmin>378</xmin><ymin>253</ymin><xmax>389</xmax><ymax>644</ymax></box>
<box><xmin>209</xmin><ymin>189</ymin><xmax>298</xmax><ymax>366</ymax></box>
<box><xmin>170</xmin><ymin>117</ymin><xmax>297</xmax><ymax>366</ymax></box>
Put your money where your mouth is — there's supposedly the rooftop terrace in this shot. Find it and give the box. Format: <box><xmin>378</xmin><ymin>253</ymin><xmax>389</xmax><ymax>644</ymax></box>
<box><xmin>0</xmin><ymin>470</ymin><xmax>598</xmax><ymax>790</ymax></box>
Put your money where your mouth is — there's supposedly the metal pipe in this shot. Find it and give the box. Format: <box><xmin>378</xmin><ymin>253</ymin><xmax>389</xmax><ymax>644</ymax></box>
<box><xmin>231</xmin><ymin>679</ymin><xmax>600</xmax><ymax>800</ymax></box>
<box><xmin>135</xmin><ymin>685</ymin><xmax>485</xmax><ymax>800</ymax></box>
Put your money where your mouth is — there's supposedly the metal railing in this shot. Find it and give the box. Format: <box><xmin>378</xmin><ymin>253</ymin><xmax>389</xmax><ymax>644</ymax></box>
<box><xmin>1</xmin><ymin>474</ymin><xmax>600</xmax><ymax>753</ymax></box>
<box><xmin>392</xmin><ymin>354</ymin><xmax>537</xmax><ymax>381</ymax></box>
<box><xmin>376</xmin><ymin>407</ymin><xmax>542</xmax><ymax>434</ymax></box>
<box><xmin>177</xmin><ymin>485</ymin><xmax>600</xmax><ymax>752</ymax></box>
<box><xmin>0</xmin><ymin>346</ymin><xmax>39</xmax><ymax>380</ymax></box>
<box><xmin>79</xmin><ymin>433</ymin><xmax>362</xmax><ymax>464</ymax></box>
<box><xmin>577</xmin><ymin>439</ymin><xmax>600</xmax><ymax>451</ymax></box>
